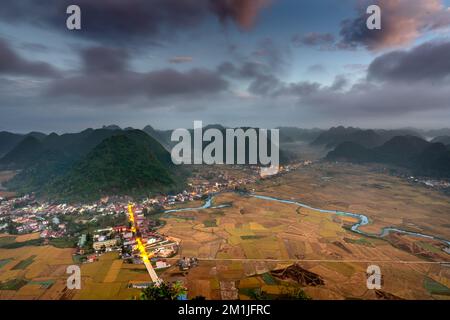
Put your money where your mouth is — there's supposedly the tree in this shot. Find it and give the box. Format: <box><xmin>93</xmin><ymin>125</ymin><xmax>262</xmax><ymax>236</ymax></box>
<box><xmin>283</xmin><ymin>288</ymin><xmax>311</xmax><ymax>300</ymax></box>
<box><xmin>140</xmin><ymin>281</ymin><xmax>187</xmax><ymax>300</ymax></box>
<box><xmin>5</xmin><ymin>219</ymin><xmax>19</xmax><ymax>235</ymax></box>
<box><xmin>248</xmin><ymin>287</ymin><xmax>311</xmax><ymax>300</ymax></box>
<box><xmin>248</xmin><ymin>288</ymin><xmax>270</xmax><ymax>300</ymax></box>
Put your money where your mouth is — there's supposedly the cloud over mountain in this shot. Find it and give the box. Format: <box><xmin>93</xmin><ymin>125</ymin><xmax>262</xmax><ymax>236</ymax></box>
<box><xmin>47</xmin><ymin>46</ymin><xmax>228</xmax><ymax>100</ymax></box>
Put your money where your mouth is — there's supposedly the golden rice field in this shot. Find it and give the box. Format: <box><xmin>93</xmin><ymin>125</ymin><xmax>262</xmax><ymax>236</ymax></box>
<box><xmin>158</xmin><ymin>163</ymin><xmax>450</xmax><ymax>300</ymax></box>
<box><xmin>1</xmin><ymin>163</ymin><xmax>450</xmax><ymax>300</ymax></box>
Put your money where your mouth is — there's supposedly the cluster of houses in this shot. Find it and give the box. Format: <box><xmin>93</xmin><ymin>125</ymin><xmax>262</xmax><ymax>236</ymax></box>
<box><xmin>407</xmin><ymin>176</ymin><xmax>450</xmax><ymax>190</ymax></box>
<box><xmin>177</xmin><ymin>257</ymin><xmax>199</xmax><ymax>271</ymax></box>
<box><xmin>0</xmin><ymin>162</ymin><xmax>302</xmax><ymax>238</ymax></box>
<box><xmin>74</xmin><ymin>206</ymin><xmax>180</xmax><ymax>269</ymax></box>
<box><xmin>0</xmin><ymin>195</ymin><xmax>70</xmax><ymax>236</ymax></box>
<box><xmin>370</xmin><ymin>166</ymin><xmax>450</xmax><ymax>193</ymax></box>
<box><xmin>0</xmin><ymin>194</ymin><xmax>34</xmax><ymax>215</ymax></box>
<box><xmin>143</xmin><ymin>190</ymin><xmax>203</xmax><ymax>208</ymax></box>
<box><xmin>0</xmin><ymin>197</ymin><xmax>122</xmax><ymax>236</ymax></box>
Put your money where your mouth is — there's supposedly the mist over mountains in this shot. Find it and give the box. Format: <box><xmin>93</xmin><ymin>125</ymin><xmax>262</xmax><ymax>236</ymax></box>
<box><xmin>327</xmin><ymin>135</ymin><xmax>450</xmax><ymax>178</ymax></box>
<box><xmin>0</xmin><ymin>124</ymin><xmax>449</xmax><ymax>202</ymax></box>
<box><xmin>310</xmin><ymin>126</ymin><xmax>423</xmax><ymax>149</ymax></box>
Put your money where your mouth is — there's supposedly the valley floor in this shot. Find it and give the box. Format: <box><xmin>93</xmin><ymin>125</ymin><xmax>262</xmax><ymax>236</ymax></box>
<box><xmin>1</xmin><ymin>163</ymin><xmax>450</xmax><ymax>300</ymax></box>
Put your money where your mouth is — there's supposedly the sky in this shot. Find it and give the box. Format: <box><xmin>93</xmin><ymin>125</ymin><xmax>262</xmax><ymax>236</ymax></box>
<box><xmin>0</xmin><ymin>0</ymin><xmax>450</xmax><ymax>133</ymax></box>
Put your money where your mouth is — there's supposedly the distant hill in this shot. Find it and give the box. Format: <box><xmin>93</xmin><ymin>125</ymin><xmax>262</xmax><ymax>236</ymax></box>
<box><xmin>144</xmin><ymin>124</ymin><xmax>292</xmax><ymax>164</ymax></box>
<box><xmin>431</xmin><ymin>136</ymin><xmax>450</xmax><ymax>146</ymax></box>
<box><xmin>327</xmin><ymin>135</ymin><xmax>450</xmax><ymax>178</ymax></box>
<box><xmin>0</xmin><ymin>131</ymin><xmax>47</xmax><ymax>158</ymax></box>
<box><xmin>311</xmin><ymin>126</ymin><xmax>422</xmax><ymax>149</ymax></box>
<box><xmin>0</xmin><ymin>136</ymin><xmax>45</xmax><ymax>168</ymax></box>
<box><xmin>324</xmin><ymin>142</ymin><xmax>374</xmax><ymax>163</ymax></box>
<box><xmin>199</xmin><ymin>126</ymin><xmax>292</xmax><ymax>165</ymax></box>
<box><xmin>311</xmin><ymin>126</ymin><xmax>382</xmax><ymax>149</ymax></box>
<box><xmin>419</xmin><ymin>128</ymin><xmax>450</xmax><ymax>139</ymax></box>
<box><xmin>0</xmin><ymin>132</ymin><xmax>26</xmax><ymax>158</ymax></box>
<box><xmin>143</xmin><ymin>124</ymin><xmax>230</xmax><ymax>150</ymax></box>
<box><xmin>373</xmin><ymin>135</ymin><xmax>430</xmax><ymax>167</ymax></box>
<box><xmin>0</xmin><ymin>129</ymin><xmax>135</xmax><ymax>192</ymax></box>
<box><xmin>278</xmin><ymin>127</ymin><xmax>323</xmax><ymax>143</ymax></box>
<box><xmin>45</xmin><ymin>130</ymin><xmax>180</xmax><ymax>201</ymax></box>
<box><xmin>143</xmin><ymin>125</ymin><xmax>173</xmax><ymax>149</ymax></box>
<box><xmin>0</xmin><ymin>128</ymin><xmax>125</xmax><ymax>170</ymax></box>
<box><xmin>41</xmin><ymin>128</ymin><xmax>122</xmax><ymax>157</ymax></box>
<box><xmin>6</xmin><ymin>129</ymin><xmax>185</xmax><ymax>202</ymax></box>
<box><xmin>374</xmin><ymin>129</ymin><xmax>424</xmax><ymax>142</ymax></box>
<box><xmin>102</xmin><ymin>124</ymin><xmax>122</xmax><ymax>130</ymax></box>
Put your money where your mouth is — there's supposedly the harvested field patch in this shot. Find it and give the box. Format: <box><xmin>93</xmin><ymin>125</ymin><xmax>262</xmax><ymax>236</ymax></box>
<box><xmin>424</xmin><ymin>277</ymin><xmax>450</xmax><ymax>296</ymax></box>
<box><xmin>0</xmin><ymin>278</ymin><xmax>28</xmax><ymax>290</ymax></box>
<box><xmin>29</xmin><ymin>280</ymin><xmax>55</xmax><ymax>289</ymax></box>
<box><xmin>15</xmin><ymin>233</ymin><xmax>40</xmax><ymax>243</ymax></box>
<box><xmin>271</xmin><ymin>264</ymin><xmax>325</xmax><ymax>286</ymax></box>
<box><xmin>261</xmin><ymin>273</ymin><xmax>278</xmax><ymax>285</ymax></box>
<box><xmin>203</xmin><ymin>219</ymin><xmax>217</xmax><ymax>228</ymax></box>
<box><xmin>103</xmin><ymin>260</ymin><xmax>123</xmax><ymax>283</ymax></box>
<box><xmin>0</xmin><ymin>236</ymin><xmax>15</xmax><ymax>246</ymax></box>
<box><xmin>0</xmin><ymin>258</ymin><xmax>12</xmax><ymax>269</ymax></box>
<box><xmin>343</xmin><ymin>237</ymin><xmax>374</xmax><ymax>247</ymax></box>
<box><xmin>240</xmin><ymin>235</ymin><xmax>266</xmax><ymax>240</ymax></box>
<box><xmin>12</xmin><ymin>255</ymin><xmax>36</xmax><ymax>270</ymax></box>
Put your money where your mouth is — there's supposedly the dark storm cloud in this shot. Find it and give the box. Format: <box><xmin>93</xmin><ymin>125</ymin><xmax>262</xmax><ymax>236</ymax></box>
<box><xmin>219</xmin><ymin>53</ymin><xmax>323</xmax><ymax>98</ymax></box>
<box><xmin>339</xmin><ymin>0</ymin><xmax>450</xmax><ymax>50</ymax></box>
<box><xmin>0</xmin><ymin>0</ymin><xmax>206</xmax><ymax>45</ymax></box>
<box><xmin>47</xmin><ymin>72</ymin><xmax>142</xmax><ymax>98</ymax></box>
<box><xmin>143</xmin><ymin>68</ymin><xmax>228</xmax><ymax>97</ymax></box>
<box><xmin>218</xmin><ymin>60</ymin><xmax>282</xmax><ymax>95</ymax></box>
<box><xmin>81</xmin><ymin>47</ymin><xmax>129</xmax><ymax>73</ymax></box>
<box><xmin>221</xmin><ymin>61</ymin><xmax>318</xmax><ymax>97</ymax></box>
<box><xmin>368</xmin><ymin>40</ymin><xmax>450</xmax><ymax>82</ymax></box>
<box><xmin>48</xmin><ymin>68</ymin><xmax>228</xmax><ymax>99</ymax></box>
<box><xmin>0</xmin><ymin>0</ymin><xmax>272</xmax><ymax>45</ymax></box>
<box><xmin>298</xmin><ymin>81</ymin><xmax>450</xmax><ymax>117</ymax></box>
<box><xmin>276</xmin><ymin>81</ymin><xmax>321</xmax><ymax>97</ymax></box>
<box><xmin>218</xmin><ymin>37</ymin><xmax>290</xmax><ymax>96</ymax></box>
<box><xmin>298</xmin><ymin>41</ymin><xmax>450</xmax><ymax>116</ymax></box>
<box><xmin>47</xmin><ymin>47</ymin><xmax>228</xmax><ymax>100</ymax></box>
<box><xmin>252</xmin><ymin>38</ymin><xmax>290</xmax><ymax>72</ymax></box>
<box><xmin>247</xmin><ymin>73</ymin><xmax>282</xmax><ymax>95</ymax></box>
<box><xmin>0</xmin><ymin>39</ymin><xmax>59</xmax><ymax>77</ymax></box>
<box><xmin>218</xmin><ymin>39</ymin><xmax>450</xmax><ymax>119</ymax></box>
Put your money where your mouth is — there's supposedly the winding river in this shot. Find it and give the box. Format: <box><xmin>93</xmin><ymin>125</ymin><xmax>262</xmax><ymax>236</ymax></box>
<box><xmin>163</xmin><ymin>192</ymin><xmax>450</xmax><ymax>254</ymax></box>
<box><xmin>164</xmin><ymin>197</ymin><xmax>229</xmax><ymax>214</ymax></box>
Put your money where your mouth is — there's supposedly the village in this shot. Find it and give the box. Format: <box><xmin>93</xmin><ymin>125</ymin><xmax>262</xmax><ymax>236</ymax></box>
<box><xmin>0</xmin><ymin>163</ymin><xmax>309</xmax><ymax>234</ymax></box>
<box><xmin>0</xmin><ymin>162</ymin><xmax>312</xmax><ymax>277</ymax></box>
